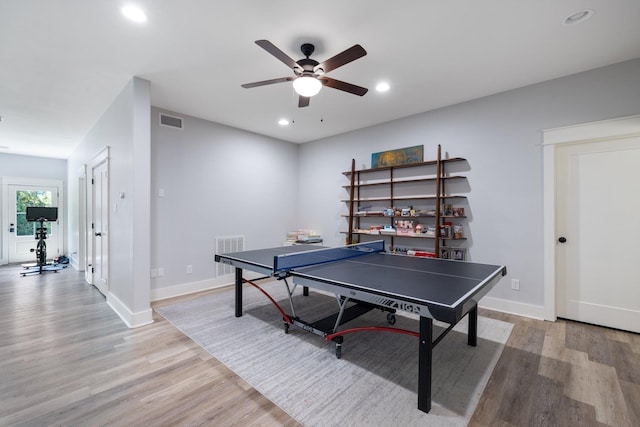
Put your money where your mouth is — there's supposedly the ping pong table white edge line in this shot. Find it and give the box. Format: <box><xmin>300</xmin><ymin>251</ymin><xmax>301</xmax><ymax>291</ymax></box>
<box><xmin>290</xmin><ymin>255</ymin><xmax>506</xmax><ymax>310</ymax></box>
<box><xmin>449</xmin><ymin>265</ymin><xmax>506</xmax><ymax>308</ymax></box>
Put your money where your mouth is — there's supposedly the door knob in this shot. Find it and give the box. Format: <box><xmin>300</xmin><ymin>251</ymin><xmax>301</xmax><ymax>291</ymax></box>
<box><xmin>95</xmin><ymin>232</ymin><xmax>102</xmax><ymax>236</ymax></box>
<box><xmin>558</xmin><ymin>236</ymin><xmax>567</xmax><ymax>243</ymax></box>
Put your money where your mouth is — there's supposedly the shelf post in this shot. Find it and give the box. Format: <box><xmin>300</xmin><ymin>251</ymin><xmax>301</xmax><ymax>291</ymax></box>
<box><xmin>435</xmin><ymin>145</ymin><xmax>442</xmax><ymax>257</ymax></box>
<box><xmin>347</xmin><ymin>159</ymin><xmax>356</xmax><ymax>244</ymax></box>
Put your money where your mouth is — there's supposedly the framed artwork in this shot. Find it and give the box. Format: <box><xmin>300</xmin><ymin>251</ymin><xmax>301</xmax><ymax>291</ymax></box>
<box><xmin>453</xmin><ymin>249</ymin><xmax>465</xmax><ymax>261</ymax></box>
<box><xmin>371</xmin><ymin>145</ymin><xmax>424</xmax><ymax>168</ymax></box>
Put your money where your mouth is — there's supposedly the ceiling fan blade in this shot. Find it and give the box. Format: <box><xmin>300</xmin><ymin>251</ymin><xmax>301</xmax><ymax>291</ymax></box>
<box><xmin>320</xmin><ymin>77</ymin><xmax>368</xmax><ymax>96</ymax></box>
<box><xmin>316</xmin><ymin>44</ymin><xmax>367</xmax><ymax>74</ymax></box>
<box><xmin>241</xmin><ymin>77</ymin><xmax>293</xmax><ymax>89</ymax></box>
<box><xmin>255</xmin><ymin>40</ymin><xmax>302</xmax><ymax>72</ymax></box>
<box><xmin>298</xmin><ymin>96</ymin><xmax>310</xmax><ymax>108</ymax></box>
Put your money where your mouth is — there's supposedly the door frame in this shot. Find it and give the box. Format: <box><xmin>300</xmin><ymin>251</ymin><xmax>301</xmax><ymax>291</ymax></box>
<box><xmin>542</xmin><ymin>114</ymin><xmax>640</xmax><ymax>321</ymax></box>
<box><xmin>87</xmin><ymin>146</ymin><xmax>109</xmax><ymax>294</ymax></box>
<box><xmin>76</xmin><ymin>164</ymin><xmax>87</xmax><ymax>272</ymax></box>
<box><xmin>0</xmin><ymin>177</ymin><xmax>65</xmax><ymax>265</ymax></box>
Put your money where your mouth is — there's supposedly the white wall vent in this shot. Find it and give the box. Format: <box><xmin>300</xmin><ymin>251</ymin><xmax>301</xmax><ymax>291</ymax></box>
<box><xmin>215</xmin><ymin>235</ymin><xmax>244</xmax><ymax>277</ymax></box>
<box><xmin>159</xmin><ymin>113</ymin><xmax>184</xmax><ymax>129</ymax></box>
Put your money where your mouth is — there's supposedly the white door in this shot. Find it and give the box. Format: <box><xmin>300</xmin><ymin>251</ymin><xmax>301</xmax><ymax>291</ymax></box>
<box><xmin>7</xmin><ymin>185</ymin><xmax>60</xmax><ymax>263</ymax></box>
<box><xmin>556</xmin><ymin>136</ymin><xmax>640</xmax><ymax>332</ymax></box>
<box><xmin>92</xmin><ymin>161</ymin><xmax>109</xmax><ymax>295</ymax></box>
<box><xmin>84</xmin><ymin>172</ymin><xmax>93</xmax><ymax>284</ymax></box>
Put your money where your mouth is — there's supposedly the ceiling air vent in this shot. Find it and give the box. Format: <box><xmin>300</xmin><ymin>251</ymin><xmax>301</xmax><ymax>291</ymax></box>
<box><xmin>159</xmin><ymin>113</ymin><xmax>183</xmax><ymax>129</ymax></box>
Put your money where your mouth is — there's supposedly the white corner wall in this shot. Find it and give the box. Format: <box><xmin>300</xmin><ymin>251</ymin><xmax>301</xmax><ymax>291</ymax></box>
<box><xmin>298</xmin><ymin>58</ymin><xmax>640</xmax><ymax>319</ymax></box>
<box><xmin>67</xmin><ymin>77</ymin><xmax>152</xmax><ymax>328</ymax></box>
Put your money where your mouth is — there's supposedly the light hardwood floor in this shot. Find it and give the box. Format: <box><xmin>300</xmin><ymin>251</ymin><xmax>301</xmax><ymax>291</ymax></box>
<box><xmin>1</xmin><ymin>265</ymin><xmax>638</xmax><ymax>426</ymax></box>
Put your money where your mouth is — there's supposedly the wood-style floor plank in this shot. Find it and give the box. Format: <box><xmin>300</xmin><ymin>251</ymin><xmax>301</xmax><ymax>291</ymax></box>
<box><xmin>1</xmin><ymin>264</ymin><xmax>638</xmax><ymax>426</ymax></box>
<box><xmin>0</xmin><ymin>265</ymin><xmax>300</xmax><ymax>427</ymax></box>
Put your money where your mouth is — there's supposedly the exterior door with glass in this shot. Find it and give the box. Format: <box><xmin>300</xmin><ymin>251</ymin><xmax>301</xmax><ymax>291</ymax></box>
<box><xmin>8</xmin><ymin>185</ymin><xmax>60</xmax><ymax>264</ymax></box>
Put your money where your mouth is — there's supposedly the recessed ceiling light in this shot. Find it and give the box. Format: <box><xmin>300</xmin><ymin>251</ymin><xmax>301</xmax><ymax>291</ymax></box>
<box><xmin>278</xmin><ymin>119</ymin><xmax>290</xmax><ymax>126</ymax></box>
<box><xmin>122</xmin><ymin>5</ymin><xmax>147</xmax><ymax>23</ymax></box>
<box><xmin>563</xmin><ymin>9</ymin><xmax>594</xmax><ymax>26</ymax></box>
<box><xmin>376</xmin><ymin>82</ymin><xmax>390</xmax><ymax>92</ymax></box>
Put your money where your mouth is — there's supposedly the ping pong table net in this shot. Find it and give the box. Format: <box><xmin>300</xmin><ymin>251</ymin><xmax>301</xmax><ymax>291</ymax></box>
<box><xmin>273</xmin><ymin>240</ymin><xmax>385</xmax><ymax>273</ymax></box>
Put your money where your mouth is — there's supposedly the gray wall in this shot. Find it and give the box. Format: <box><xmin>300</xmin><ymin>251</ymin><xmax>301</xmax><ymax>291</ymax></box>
<box><xmin>0</xmin><ymin>153</ymin><xmax>67</xmax><ymax>180</ymax></box>
<box><xmin>150</xmin><ymin>108</ymin><xmax>300</xmax><ymax>299</ymax></box>
<box><xmin>48</xmin><ymin>57</ymin><xmax>640</xmax><ymax>322</ymax></box>
<box><xmin>298</xmin><ymin>58</ymin><xmax>640</xmax><ymax>314</ymax></box>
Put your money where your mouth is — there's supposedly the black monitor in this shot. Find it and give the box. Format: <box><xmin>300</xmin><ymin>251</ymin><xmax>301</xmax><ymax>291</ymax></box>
<box><xmin>26</xmin><ymin>206</ymin><xmax>58</xmax><ymax>222</ymax></box>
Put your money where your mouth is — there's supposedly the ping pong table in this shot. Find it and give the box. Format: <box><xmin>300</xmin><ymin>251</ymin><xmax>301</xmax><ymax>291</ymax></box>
<box><xmin>215</xmin><ymin>240</ymin><xmax>506</xmax><ymax>413</ymax></box>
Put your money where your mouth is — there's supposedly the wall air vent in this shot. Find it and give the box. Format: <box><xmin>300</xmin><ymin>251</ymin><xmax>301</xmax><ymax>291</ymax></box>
<box><xmin>215</xmin><ymin>235</ymin><xmax>245</xmax><ymax>277</ymax></box>
<box><xmin>159</xmin><ymin>113</ymin><xmax>183</xmax><ymax>129</ymax></box>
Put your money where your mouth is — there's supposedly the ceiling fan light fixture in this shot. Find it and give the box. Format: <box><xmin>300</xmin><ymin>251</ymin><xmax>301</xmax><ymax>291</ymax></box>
<box><xmin>293</xmin><ymin>76</ymin><xmax>322</xmax><ymax>97</ymax></box>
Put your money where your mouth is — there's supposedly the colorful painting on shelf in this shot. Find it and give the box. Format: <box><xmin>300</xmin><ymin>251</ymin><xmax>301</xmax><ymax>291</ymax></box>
<box><xmin>371</xmin><ymin>145</ymin><xmax>424</xmax><ymax>168</ymax></box>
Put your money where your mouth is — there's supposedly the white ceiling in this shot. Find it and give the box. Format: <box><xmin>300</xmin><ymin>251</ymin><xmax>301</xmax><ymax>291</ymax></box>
<box><xmin>2</xmin><ymin>1</ymin><xmax>640</xmax><ymax>159</ymax></box>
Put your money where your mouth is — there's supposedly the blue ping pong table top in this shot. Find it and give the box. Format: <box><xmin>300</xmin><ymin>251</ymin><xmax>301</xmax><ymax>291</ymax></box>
<box><xmin>216</xmin><ymin>244</ymin><xmax>506</xmax><ymax>309</ymax></box>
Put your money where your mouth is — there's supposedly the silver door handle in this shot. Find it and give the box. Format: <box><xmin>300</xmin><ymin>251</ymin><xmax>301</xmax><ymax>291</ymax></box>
<box><xmin>95</xmin><ymin>232</ymin><xmax>102</xmax><ymax>237</ymax></box>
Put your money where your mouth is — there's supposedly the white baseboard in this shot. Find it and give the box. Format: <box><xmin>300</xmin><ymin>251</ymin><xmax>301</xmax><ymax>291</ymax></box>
<box><xmin>479</xmin><ymin>296</ymin><xmax>546</xmax><ymax>320</ymax></box>
<box><xmin>151</xmin><ymin>271</ymin><xmax>267</xmax><ymax>302</ymax></box>
<box><xmin>151</xmin><ymin>278</ymin><xmax>226</xmax><ymax>302</ymax></box>
<box><xmin>107</xmin><ymin>292</ymin><xmax>154</xmax><ymax>328</ymax></box>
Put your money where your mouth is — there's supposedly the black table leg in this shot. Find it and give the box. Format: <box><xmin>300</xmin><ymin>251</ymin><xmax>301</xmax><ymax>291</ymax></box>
<box><xmin>468</xmin><ymin>304</ymin><xmax>478</xmax><ymax>347</ymax></box>
<box><xmin>418</xmin><ymin>316</ymin><xmax>433</xmax><ymax>413</ymax></box>
<box><xmin>235</xmin><ymin>268</ymin><xmax>243</xmax><ymax>317</ymax></box>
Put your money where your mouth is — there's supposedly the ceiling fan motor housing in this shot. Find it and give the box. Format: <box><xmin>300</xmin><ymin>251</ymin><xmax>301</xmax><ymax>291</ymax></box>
<box><xmin>300</xmin><ymin>43</ymin><xmax>315</xmax><ymax>57</ymax></box>
<box><xmin>296</xmin><ymin>58</ymin><xmax>320</xmax><ymax>76</ymax></box>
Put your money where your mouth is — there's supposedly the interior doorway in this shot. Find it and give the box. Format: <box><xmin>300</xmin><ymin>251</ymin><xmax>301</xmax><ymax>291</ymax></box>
<box><xmin>88</xmin><ymin>147</ymin><xmax>110</xmax><ymax>296</ymax></box>
<box><xmin>543</xmin><ymin>115</ymin><xmax>640</xmax><ymax>333</ymax></box>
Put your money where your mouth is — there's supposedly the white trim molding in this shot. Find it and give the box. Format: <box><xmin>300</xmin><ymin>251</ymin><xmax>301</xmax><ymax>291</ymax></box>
<box><xmin>542</xmin><ymin>114</ymin><xmax>640</xmax><ymax>321</ymax></box>
<box><xmin>543</xmin><ymin>115</ymin><xmax>640</xmax><ymax>146</ymax></box>
<box><xmin>107</xmin><ymin>291</ymin><xmax>154</xmax><ymax>328</ymax></box>
<box><xmin>150</xmin><ymin>270</ymin><xmax>265</xmax><ymax>302</ymax></box>
<box><xmin>480</xmin><ymin>296</ymin><xmax>545</xmax><ymax>320</ymax></box>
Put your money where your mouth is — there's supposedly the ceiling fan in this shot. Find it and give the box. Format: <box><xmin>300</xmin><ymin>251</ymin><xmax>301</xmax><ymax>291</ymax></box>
<box><xmin>241</xmin><ymin>40</ymin><xmax>368</xmax><ymax>108</ymax></box>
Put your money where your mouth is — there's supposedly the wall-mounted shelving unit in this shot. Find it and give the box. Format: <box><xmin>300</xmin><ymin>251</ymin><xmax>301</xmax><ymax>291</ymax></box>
<box><xmin>342</xmin><ymin>145</ymin><xmax>468</xmax><ymax>259</ymax></box>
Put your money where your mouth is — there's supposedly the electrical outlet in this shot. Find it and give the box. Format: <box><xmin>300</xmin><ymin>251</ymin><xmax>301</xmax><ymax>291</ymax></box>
<box><xmin>158</xmin><ymin>267</ymin><xmax>165</xmax><ymax>277</ymax></box>
<box><xmin>511</xmin><ymin>279</ymin><xmax>520</xmax><ymax>291</ymax></box>
<box><xmin>151</xmin><ymin>268</ymin><xmax>158</xmax><ymax>278</ymax></box>
<box><xmin>187</xmin><ymin>265</ymin><xmax>193</xmax><ymax>274</ymax></box>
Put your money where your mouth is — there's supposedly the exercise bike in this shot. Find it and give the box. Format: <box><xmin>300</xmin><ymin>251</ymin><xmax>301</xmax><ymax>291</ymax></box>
<box><xmin>21</xmin><ymin>207</ymin><xmax>64</xmax><ymax>276</ymax></box>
